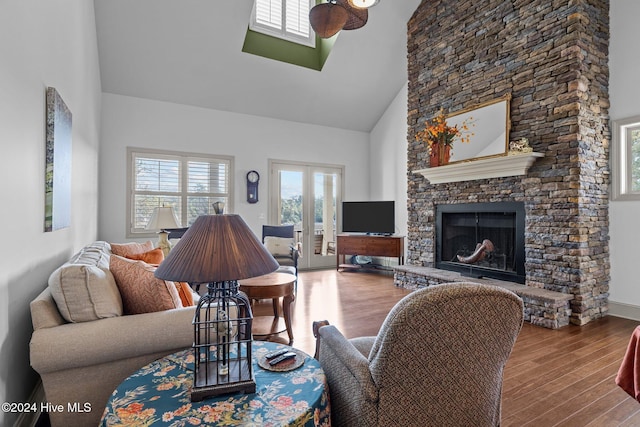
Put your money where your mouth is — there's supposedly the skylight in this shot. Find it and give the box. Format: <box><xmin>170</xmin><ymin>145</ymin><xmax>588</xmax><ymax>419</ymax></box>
<box><xmin>250</xmin><ymin>0</ymin><xmax>315</xmax><ymax>48</ymax></box>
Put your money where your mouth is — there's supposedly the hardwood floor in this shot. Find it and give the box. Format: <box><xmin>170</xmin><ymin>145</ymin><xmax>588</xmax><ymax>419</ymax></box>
<box><xmin>253</xmin><ymin>269</ymin><xmax>640</xmax><ymax>426</ymax></box>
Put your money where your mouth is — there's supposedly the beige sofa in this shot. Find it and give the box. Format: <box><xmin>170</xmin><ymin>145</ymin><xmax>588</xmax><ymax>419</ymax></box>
<box><xmin>29</xmin><ymin>241</ymin><xmax>197</xmax><ymax>427</ymax></box>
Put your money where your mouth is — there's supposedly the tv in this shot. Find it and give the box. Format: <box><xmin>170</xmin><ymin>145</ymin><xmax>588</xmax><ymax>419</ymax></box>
<box><xmin>342</xmin><ymin>201</ymin><xmax>395</xmax><ymax>235</ymax></box>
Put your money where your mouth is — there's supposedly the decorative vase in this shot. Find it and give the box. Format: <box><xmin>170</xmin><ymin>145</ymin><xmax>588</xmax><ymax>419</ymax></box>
<box><xmin>429</xmin><ymin>143</ymin><xmax>451</xmax><ymax>167</ymax></box>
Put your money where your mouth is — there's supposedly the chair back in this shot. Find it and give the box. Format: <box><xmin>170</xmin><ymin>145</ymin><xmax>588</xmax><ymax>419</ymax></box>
<box><xmin>368</xmin><ymin>282</ymin><xmax>523</xmax><ymax>427</ymax></box>
<box><xmin>262</xmin><ymin>225</ymin><xmax>294</xmax><ymax>242</ymax></box>
<box><xmin>166</xmin><ymin>227</ymin><xmax>189</xmax><ymax>240</ymax></box>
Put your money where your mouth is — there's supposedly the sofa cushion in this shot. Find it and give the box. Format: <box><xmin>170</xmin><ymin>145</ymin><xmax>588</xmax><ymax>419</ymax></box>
<box><xmin>110</xmin><ymin>240</ymin><xmax>154</xmax><ymax>258</ymax></box>
<box><xmin>67</xmin><ymin>240</ymin><xmax>112</xmax><ymax>268</ymax></box>
<box><xmin>110</xmin><ymin>255</ymin><xmax>183</xmax><ymax>315</ymax></box>
<box><xmin>48</xmin><ymin>242</ymin><xmax>123</xmax><ymax>323</ymax></box>
<box><xmin>264</xmin><ymin>236</ymin><xmax>294</xmax><ymax>256</ymax></box>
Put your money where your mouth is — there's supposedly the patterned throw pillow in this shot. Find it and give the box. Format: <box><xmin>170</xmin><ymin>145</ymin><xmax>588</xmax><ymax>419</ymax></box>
<box><xmin>110</xmin><ymin>241</ymin><xmax>154</xmax><ymax>258</ymax></box>
<box><xmin>109</xmin><ymin>255</ymin><xmax>183</xmax><ymax>315</ymax></box>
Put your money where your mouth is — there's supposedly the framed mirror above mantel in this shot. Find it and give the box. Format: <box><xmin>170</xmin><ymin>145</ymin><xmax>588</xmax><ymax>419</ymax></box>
<box><xmin>447</xmin><ymin>93</ymin><xmax>512</xmax><ymax>164</ymax></box>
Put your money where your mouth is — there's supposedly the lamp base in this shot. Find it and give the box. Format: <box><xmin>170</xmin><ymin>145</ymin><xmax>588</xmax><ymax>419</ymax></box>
<box><xmin>191</xmin><ymin>359</ymin><xmax>256</xmax><ymax>401</ymax></box>
<box><xmin>157</xmin><ymin>230</ymin><xmax>171</xmax><ymax>258</ymax></box>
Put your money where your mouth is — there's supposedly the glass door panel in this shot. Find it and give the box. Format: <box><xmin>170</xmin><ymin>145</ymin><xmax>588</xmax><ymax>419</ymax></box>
<box><xmin>311</xmin><ymin>170</ymin><xmax>338</xmax><ymax>268</ymax></box>
<box><xmin>276</xmin><ymin>167</ymin><xmax>304</xmax><ymax>251</ymax></box>
<box><xmin>270</xmin><ymin>161</ymin><xmax>342</xmax><ymax>270</ymax></box>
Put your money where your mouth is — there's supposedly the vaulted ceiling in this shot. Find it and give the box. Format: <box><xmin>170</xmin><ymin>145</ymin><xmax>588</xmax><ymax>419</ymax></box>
<box><xmin>93</xmin><ymin>0</ymin><xmax>421</xmax><ymax>132</ymax></box>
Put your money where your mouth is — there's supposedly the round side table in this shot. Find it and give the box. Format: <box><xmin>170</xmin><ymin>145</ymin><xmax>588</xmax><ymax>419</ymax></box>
<box><xmin>239</xmin><ymin>272</ymin><xmax>296</xmax><ymax>345</ymax></box>
<box><xmin>100</xmin><ymin>341</ymin><xmax>331</xmax><ymax>426</ymax></box>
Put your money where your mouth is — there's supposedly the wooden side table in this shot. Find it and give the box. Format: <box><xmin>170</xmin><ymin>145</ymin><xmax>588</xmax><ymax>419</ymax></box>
<box><xmin>239</xmin><ymin>272</ymin><xmax>296</xmax><ymax>345</ymax></box>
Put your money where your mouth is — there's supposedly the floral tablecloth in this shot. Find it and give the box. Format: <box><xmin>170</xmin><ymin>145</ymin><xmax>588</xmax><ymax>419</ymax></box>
<box><xmin>100</xmin><ymin>341</ymin><xmax>331</xmax><ymax>426</ymax></box>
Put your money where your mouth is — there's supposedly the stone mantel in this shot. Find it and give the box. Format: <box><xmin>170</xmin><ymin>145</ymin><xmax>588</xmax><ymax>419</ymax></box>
<box><xmin>413</xmin><ymin>152</ymin><xmax>544</xmax><ymax>184</ymax></box>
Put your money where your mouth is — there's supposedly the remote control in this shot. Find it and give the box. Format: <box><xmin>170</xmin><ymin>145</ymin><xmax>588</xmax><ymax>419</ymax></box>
<box><xmin>265</xmin><ymin>349</ymin><xmax>289</xmax><ymax>360</ymax></box>
<box><xmin>269</xmin><ymin>352</ymin><xmax>297</xmax><ymax>366</ymax></box>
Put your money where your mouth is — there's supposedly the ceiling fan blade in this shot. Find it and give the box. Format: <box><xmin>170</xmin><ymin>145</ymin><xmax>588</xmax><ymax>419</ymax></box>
<box><xmin>336</xmin><ymin>0</ymin><xmax>368</xmax><ymax>30</ymax></box>
<box><xmin>309</xmin><ymin>3</ymin><xmax>349</xmax><ymax>38</ymax></box>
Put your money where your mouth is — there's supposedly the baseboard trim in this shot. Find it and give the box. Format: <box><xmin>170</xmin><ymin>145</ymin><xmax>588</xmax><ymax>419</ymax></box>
<box><xmin>609</xmin><ymin>301</ymin><xmax>640</xmax><ymax>322</ymax></box>
<box><xmin>14</xmin><ymin>379</ymin><xmax>45</xmax><ymax>427</ymax></box>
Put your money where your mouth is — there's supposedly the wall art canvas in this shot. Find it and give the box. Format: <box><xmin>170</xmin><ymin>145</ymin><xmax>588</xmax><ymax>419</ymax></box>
<box><xmin>44</xmin><ymin>87</ymin><xmax>72</xmax><ymax>232</ymax></box>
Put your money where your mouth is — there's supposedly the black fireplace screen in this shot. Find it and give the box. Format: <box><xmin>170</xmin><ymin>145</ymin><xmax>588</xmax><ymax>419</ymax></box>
<box><xmin>436</xmin><ymin>202</ymin><xmax>525</xmax><ymax>283</ymax></box>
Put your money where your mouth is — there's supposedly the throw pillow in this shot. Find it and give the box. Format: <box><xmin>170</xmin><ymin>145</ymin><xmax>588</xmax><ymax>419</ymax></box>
<box><xmin>264</xmin><ymin>236</ymin><xmax>294</xmax><ymax>257</ymax></box>
<box><xmin>49</xmin><ymin>264</ymin><xmax>123</xmax><ymax>323</ymax></box>
<box><xmin>110</xmin><ymin>240</ymin><xmax>154</xmax><ymax>258</ymax></box>
<box><xmin>175</xmin><ymin>282</ymin><xmax>195</xmax><ymax>306</ymax></box>
<box><xmin>109</xmin><ymin>255</ymin><xmax>183</xmax><ymax>315</ymax></box>
<box><xmin>125</xmin><ymin>247</ymin><xmax>165</xmax><ymax>265</ymax></box>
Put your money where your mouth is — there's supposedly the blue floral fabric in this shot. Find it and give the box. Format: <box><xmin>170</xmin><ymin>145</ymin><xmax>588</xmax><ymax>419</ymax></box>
<box><xmin>100</xmin><ymin>342</ymin><xmax>331</xmax><ymax>426</ymax></box>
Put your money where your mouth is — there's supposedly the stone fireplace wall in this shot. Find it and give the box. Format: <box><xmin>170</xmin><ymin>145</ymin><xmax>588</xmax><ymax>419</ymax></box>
<box><xmin>406</xmin><ymin>0</ymin><xmax>610</xmax><ymax>325</ymax></box>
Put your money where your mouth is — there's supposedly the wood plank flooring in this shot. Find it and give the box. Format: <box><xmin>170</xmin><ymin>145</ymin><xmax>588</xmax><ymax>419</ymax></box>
<box><xmin>253</xmin><ymin>269</ymin><xmax>640</xmax><ymax>426</ymax></box>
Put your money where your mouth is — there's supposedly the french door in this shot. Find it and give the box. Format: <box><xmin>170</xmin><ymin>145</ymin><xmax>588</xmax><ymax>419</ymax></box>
<box><xmin>269</xmin><ymin>160</ymin><xmax>343</xmax><ymax>270</ymax></box>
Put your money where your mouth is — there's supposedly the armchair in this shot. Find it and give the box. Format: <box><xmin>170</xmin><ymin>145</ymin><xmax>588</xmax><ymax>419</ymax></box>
<box><xmin>262</xmin><ymin>225</ymin><xmax>300</xmax><ymax>275</ymax></box>
<box><xmin>313</xmin><ymin>282</ymin><xmax>524</xmax><ymax>427</ymax></box>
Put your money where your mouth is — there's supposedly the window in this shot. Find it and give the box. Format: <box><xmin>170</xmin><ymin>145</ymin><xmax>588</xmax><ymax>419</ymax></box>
<box><xmin>127</xmin><ymin>148</ymin><xmax>233</xmax><ymax>236</ymax></box>
<box><xmin>612</xmin><ymin>116</ymin><xmax>640</xmax><ymax>200</ymax></box>
<box><xmin>250</xmin><ymin>0</ymin><xmax>315</xmax><ymax>47</ymax></box>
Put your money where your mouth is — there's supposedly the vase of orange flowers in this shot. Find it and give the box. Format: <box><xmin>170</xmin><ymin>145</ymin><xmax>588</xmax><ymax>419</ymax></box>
<box><xmin>415</xmin><ymin>108</ymin><xmax>474</xmax><ymax>167</ymax></box>
<box><xmin>430</xmin><ymin>142</ymin><xmax>450</xmax><ymax>167</ymax></box>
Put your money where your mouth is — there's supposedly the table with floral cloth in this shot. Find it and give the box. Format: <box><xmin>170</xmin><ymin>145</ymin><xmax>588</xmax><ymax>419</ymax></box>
<box><xmin>100</xmin><ymin>341</ymin><xmax>331</xmax><ymax>426</ymax></box>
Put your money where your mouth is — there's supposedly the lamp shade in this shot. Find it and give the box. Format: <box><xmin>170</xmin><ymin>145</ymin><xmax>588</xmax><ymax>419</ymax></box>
<box><xmin>145</xmin><ymin>206</ymin><xmax>180</xmax><ymax>231</ymax></box>
<box><xmin>309</xmin><ymin>2</ymin><xmax>349</xmax><ymax>38</ymax></box>
<box><xmin>154</xmin><ymin>214</ymin><xmax>279</xmax><ymax>283</ymax></box>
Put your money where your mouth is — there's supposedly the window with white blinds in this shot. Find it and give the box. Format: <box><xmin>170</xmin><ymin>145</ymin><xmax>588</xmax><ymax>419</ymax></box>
<box><xmin>128</xmin><ymin>149</ymin><xmax>233</xmax><ymax>235</ymax></box>
<box><xmin>251</xmin><ymin>0</ymin><xmax>315</xmax><ymax>47</ymax></box>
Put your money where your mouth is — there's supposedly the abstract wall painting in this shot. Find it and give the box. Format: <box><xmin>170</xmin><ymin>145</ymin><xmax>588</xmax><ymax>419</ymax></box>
<box><xmin>44</xmin><ymin>87</ymin><xmax>72</xmax><ymax>232</ymax></box>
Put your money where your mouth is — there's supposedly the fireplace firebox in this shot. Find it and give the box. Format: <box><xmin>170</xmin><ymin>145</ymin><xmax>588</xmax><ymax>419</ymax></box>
<box><xmin>436</xmin><ymin>202</ymin><xmax>525</xmax><ymax>283</ymax></box>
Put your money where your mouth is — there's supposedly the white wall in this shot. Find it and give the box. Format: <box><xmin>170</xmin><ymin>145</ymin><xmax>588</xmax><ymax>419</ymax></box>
<box><xmin>98</xmin><ymin>94</ymin><xmax>371</xmax><ymax>242</ymax></box>
<box><xmin>369</xmin><ymin>83</ymin><xmax>409</xmax><ymax>239</ymax></box>
<box><xmin>608</xmin><ymin>0</ymin><xmax>640</xmax><ymax>314</ymax></box>
<box><xmin>0</xmin><ymin>1</ymin><xmax>102</xmax><ymax>424</ymax></box>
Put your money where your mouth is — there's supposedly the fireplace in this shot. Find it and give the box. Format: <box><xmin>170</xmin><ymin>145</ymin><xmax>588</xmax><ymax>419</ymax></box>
<box><xmin>436</xmin><ymin>202</ymin><xmax>525</xmax><ymax>283</ymax></box>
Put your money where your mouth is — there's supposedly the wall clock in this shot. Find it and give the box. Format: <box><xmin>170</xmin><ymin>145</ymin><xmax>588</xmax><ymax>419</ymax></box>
<box><xmin>246</xmin><ymin>170</ymin><xmax>260</xmax><ymax>203</ymax></box>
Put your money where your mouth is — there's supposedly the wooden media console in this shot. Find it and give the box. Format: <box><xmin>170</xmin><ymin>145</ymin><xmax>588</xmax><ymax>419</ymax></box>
<box><xmin>336</xmin><ymin>234</ymin><xmax>404</xmax><ymax>272</ymax></box>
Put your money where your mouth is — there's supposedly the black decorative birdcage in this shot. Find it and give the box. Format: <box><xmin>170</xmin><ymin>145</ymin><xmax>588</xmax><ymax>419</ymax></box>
<box><xmin>192</xmin><ymin>280</ymin><xmax>255</xmax><ymax>400</ymax></box>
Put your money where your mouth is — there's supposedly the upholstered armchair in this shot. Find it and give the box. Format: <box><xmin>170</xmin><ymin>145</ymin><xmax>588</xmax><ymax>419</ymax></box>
<box><xmin>313</xmin><ymin>282</ymin><xmax>524</xmax><ymax>427</ymax></box>
<box><xmin>262</xmin><ymin>225</ymin><xmax>300</xmax><ymax>275</ymax></box>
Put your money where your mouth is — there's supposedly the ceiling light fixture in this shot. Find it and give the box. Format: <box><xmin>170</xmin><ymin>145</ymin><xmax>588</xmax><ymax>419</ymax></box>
<box><xmin>348</xmin><ymin>0</ymin><xmax>379</xmax><ymax>8</ymax></box>
<box><xmin>310</xmin><ymin>0</ymin><xmax>371</xmax><ymax>39</ymax></box>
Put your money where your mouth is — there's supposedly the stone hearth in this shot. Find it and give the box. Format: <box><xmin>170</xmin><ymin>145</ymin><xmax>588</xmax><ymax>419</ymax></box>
<box><xmin>404</xmin><ymin>0</ymin><xmax>610</xmax><ymax>326</ymax></box>
<box><xmin>394</xmin><ymin>266</ymin><xmax>573</xmax><ymax>329</ymax></box>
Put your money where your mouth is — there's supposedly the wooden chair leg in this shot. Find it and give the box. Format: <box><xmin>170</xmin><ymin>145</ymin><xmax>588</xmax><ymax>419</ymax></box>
<box><xmin>312</xmin><ymin>320</ymin><xmax>330</xmax><ymax>360</ymax></box>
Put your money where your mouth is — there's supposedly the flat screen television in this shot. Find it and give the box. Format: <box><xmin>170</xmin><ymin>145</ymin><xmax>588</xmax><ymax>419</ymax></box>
<box><xmin>342</xmin><ymin>201</ymin><xmax>395</xmax><ymax>235</ymax></box>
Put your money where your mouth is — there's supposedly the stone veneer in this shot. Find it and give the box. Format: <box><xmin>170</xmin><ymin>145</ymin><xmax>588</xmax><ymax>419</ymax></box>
<box><xmin>405</xmin><ymin>0</ymin><xmax>610</xmax><ymax>325</ymax></box>
<box><xmin>395</xmin><ymin>266</ymin><xmax>574</xmax><ymax>329</ymax></box>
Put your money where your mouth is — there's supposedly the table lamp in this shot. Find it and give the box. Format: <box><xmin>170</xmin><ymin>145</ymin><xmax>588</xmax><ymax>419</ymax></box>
<box><xmin>145</xmin><ymin>206</ymin><xmax>181</xmax><ymax>257</ymax></box>
<box><xmin>154</xmin><ymin>214</ymin><xmax>279</xmax><ymax>401</ymax></box>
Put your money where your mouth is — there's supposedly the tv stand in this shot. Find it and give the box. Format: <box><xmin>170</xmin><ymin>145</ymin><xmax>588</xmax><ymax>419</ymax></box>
<box><xmin>336</xmin><ymin>234</ymin><xmax>404</xmax><ymax>272</ymax></box>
